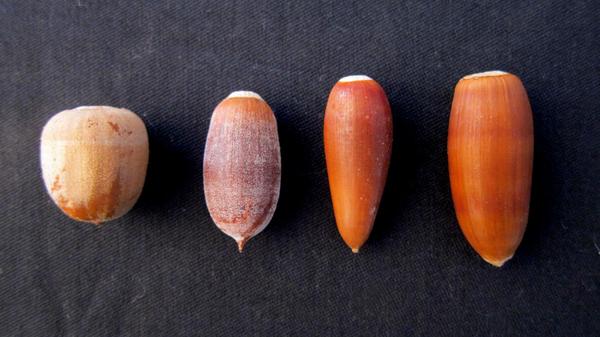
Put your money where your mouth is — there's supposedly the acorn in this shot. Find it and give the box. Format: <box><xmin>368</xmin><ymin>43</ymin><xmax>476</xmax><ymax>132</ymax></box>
<box><xmin>203</xmin><ymin>91</ymin><xmax>281</xmax><ymax>252</ymax></box>
<box><xmin>448</xmin><ymin>71</ymin><xmax>534</xmax><ymax>267</ymax></box>
<box><xmin>40</xmin><ymin>106</ymin><xmax>149</xmax><ymax>224</ymax></box>
<box><xmin>324</xmin><ymin>75</ymin><xmax>393</xmax><ymax>253</ymax></box>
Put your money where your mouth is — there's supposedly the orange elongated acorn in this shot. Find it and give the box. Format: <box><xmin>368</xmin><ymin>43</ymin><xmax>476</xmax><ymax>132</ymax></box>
<box><xmin>40</xmin><ymin>106</ymin><xmax>149</xmax><ymax>224</ymax></box>
<box><xmin>448</xmin><ymin>71</ymin><xmax>534</xmax><ymax>267</ymax></box>
<box><xmin>324</xmin><ymin>75</ymin><xmax>393</xmax><ymax>253</ymax></box>
<box><xmin>203</xmin><ymin>91</ymin><xmax>281</xmax><ymax>252</ymax></box>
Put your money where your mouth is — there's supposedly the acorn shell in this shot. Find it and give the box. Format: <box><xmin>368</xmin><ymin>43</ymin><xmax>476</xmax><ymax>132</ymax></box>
<box><xmin>203</xmin><ymin>91</ymin><xmax>281</xmax><ymax>252</ymax></box>
<box><xmin>448</xmin><ymin>71</ymin><xmax>534</xmax><ymax>267</ymax></box>
<box><xmin>324</xmin><ymin>75</ymin><xmax>393</xmax><ymax>253</ymax></box>
<box><xmin>40</xmin><ymin>106</ymin><xmax>149</xmax><ymax>224</ymax></box>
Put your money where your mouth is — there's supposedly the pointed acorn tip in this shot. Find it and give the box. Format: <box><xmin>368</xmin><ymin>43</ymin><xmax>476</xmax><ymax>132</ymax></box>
<box><xmin>351</xmin><ymin>248</ymin><xmax>360</xmax><ymax>253</ymax></box>
<box><xmin>227</xmin><ymin>91</ymin><xmax>263</xmax><ymax>101</ymax></box>
<box><xmin>482</xmin><ymin>254</ymin><xmax>513</xmax><ymax>268</ymax></box>
<box><xmin>236</xmin><ymin>238</ymin><xmax>248</xmax><ymax>253</ymax></box>
<box><xmin>338</xmin><ymin>75</ymin><xmax>373</xmax><ymax>83</ymax></box>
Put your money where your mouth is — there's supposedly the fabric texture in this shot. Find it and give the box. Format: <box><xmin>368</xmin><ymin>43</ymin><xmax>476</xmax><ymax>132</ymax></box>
<box><xmin>0</xmin><ymin>1</ymin><xmax>598</xmax><ymax>336</ymax></box>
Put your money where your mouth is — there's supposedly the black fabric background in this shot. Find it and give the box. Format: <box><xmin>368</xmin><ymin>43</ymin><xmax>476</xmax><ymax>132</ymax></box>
<box><xmin>1</xmin><ymin>1</ymin><xmax>599</xmax><ymax>336</ymax></box>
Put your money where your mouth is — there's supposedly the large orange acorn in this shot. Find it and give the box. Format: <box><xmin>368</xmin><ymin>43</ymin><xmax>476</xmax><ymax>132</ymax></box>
<box><xmin>203</xmin><ymin>91</ymin><xmax>281</xmax><ymax>252</ymax></box>
<box><xmin>448</xmin><ymin>71</ymin><xmax>534</xmax><ymax>267</ymax></box>
<box><xmin>324</xmin><ymin>75</ymin><xmax>393</xmax><ymax>253</ymax></box>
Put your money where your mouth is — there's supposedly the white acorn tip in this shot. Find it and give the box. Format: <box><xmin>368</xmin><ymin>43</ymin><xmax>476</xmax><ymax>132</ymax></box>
<box><xmin>482</xmin><ymin>254</ymin><xmax>513</xmax><ymax>267</ymax></box>
<box><xmin>351</xmin><ymin>248</ymin><xmax>360</xmax><ymax>253</ymax></box>
<box><xmin>462</xmin><ymin>70</ymin><xmax>508</xmax><ymax>80</ymax></box>
<box><xmin>227</xmin><ymin>91</ymin><xmax>263</xmax><ymax>100</ymax></box>
<box><xmin>73</xmin><ymin>106</ymin><xmax>121</xmax><ymax>111</ymax></box>
<box><xmin>338</xmin><ymin>75</ymin><xmax>373</xmax><ymax>83</ymax></box>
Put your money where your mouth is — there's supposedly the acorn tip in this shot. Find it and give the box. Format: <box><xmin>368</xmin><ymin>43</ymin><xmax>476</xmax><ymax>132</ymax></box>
<box><xmin>338</xmin><ymin>75</ymin><xmax>373</xmax><ymax>83</ymax></box>
<box><xmin>88</xmin><ymin>219</ymin><xmax>103</xmax><ymax>226</ymax></box>
<box><xmin>462</xmin><ymin>70</ymin><xmax>509</xmax><ymax>80</ymax></box>
<box><xmin>351</xmin><ymin>248</ymin><xmax>360</xmax><ymax>253</ymax></box>
<box><xmin>482</xmin><ymin>255</ymin><xmax>513</xmax><ymax>267</ymax></box>
<box><xmin>237</xmin><ymin>238</ymin><xmax>248</xmax><ymax>253</ymax></box>
<box><xmin>227</xmin><ymin>91</ymin><xmax>263</xmax><ymax>101</ymax></box>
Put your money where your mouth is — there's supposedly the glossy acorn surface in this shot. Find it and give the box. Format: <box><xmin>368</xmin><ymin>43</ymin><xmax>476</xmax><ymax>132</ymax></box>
<box><xmin>448</xmin><ymin>71</ymin><xmax>534</xmax><ymax>267</ymax></box>
<box><xmin>324</xmin><ymin>75</ymin><xmax>393</xmax><ymax>253</ymax></box>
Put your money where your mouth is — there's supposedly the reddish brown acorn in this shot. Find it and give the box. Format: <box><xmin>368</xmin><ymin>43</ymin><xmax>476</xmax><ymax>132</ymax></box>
<box><xmin>203</xmin><ymin>91</ymin><xmax>281</xmax><ymax>252</ymax></box>
<box><xmin>448</xmin><ymin>71</ymin><xmax>534</xmax><ymax>267</ymax></box>
<box><xmin>40</xmin><ymin>106</ymin><xmax>149</xmax><ymax>224</ymax></box>
<box><xmin>324</xmin><ymin>75</ymin><xmax>393</xmax><ymax>253</ymax></box>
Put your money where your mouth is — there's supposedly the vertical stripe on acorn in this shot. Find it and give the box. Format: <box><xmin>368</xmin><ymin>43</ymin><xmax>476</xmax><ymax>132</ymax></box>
<box><xmin>448</xmin><ymin>71</ymin><xmax>534</xmax><ymax>267</ymax></box>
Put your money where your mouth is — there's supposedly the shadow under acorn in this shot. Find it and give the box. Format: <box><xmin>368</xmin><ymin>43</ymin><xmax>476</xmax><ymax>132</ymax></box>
<box><xmin>515</xmin><ymin>87</ymin><xmax>561</xmax><ymax>266</ymax></box>
<box><xmin>267</xmin><ymin>100</ymin><xmax>326</xmax><ymax>240</ymax></box>
<box><xmin>368</xmin><ymin>83</ymin><xmax>441</xmax><ymax>250</ymax></box>
<box><xmin>133</xmin><ymin>112</ymin><xmax>205</xmax><ymax>223</ymax></box>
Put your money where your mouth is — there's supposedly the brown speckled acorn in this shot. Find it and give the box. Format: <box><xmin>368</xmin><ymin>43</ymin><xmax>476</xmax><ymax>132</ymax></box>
<box><xmin>40</xmin><ymin>106</ymin><xmax>149</xmax><ymax>224</ymax></box>
<box><xmin>203</xmin><ymin>91</ymin><xmax>281</xmax><ymax>252</ymax></box>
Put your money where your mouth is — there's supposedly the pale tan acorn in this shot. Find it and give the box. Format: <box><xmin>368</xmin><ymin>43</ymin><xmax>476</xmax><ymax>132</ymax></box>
<box><xmin>448</xmin><ymin>71</ymin><xmax>534</xmax><ymax>267</ymax></box>
<box><xmin>40</xmin><ymin>106</ymin><xmax>149</xmax><ymax>225</ymax></box>
<box><xmin>203</xmin><ymin>91</ymin><xmax>281</xmax><ymax>252</ymax></box>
